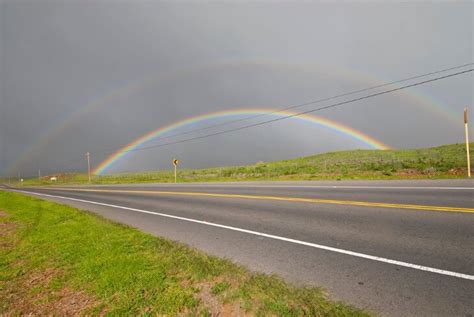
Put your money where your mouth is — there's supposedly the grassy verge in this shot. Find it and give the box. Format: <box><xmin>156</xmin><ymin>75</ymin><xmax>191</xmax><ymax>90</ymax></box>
<box><xmin>0</xmin><ymin>191</ymin><xmax>368</xmax><ymax>316</ymax></box>
<box><xmin>15</xmin><ymin>143</ymin><xmax>473</xmax><ymax>186</ymax></box>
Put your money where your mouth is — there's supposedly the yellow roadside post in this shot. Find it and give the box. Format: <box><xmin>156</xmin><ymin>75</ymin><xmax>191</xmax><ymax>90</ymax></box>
<box><xmin>173</xmin><ymin>159</ymin><xmax>179</xmax><ymax>183</ymax></box>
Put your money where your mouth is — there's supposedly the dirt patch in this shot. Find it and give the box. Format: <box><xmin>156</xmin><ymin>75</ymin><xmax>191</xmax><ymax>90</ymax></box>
<box><xmin>394</xmin><ymin>169</ymin><xmax>425</xmax><ymax>177</ymax></box>
<box><xmin>0</xmin><ymin>210</ymin><xmax>16</xmax><ymax>249</ymax></box>
<box><xmin>1</xmin><ymin>267</ymin><xmax>101</xmax><ymax>316</ymax></box>
<box><xmin>45</xmin><ymin>287</ymin><xmax>99</xmax><ymax>316</ymax></box>
<box><xmin>0</xmin><ymin>221</ymin><xmax>16</xmax><ymax>237</ymax></box>
<box><xmin>196</xmin><ymin>281</ymin><xmax>245</xmax><ymax>316</ymax></box>
<box><xmin>448</xmin><ymin>167</ymin><xmax>468</xmax><ymax>176</ymax></box>
<box><xmin>197</xmin><ymin>282</ymin><xmax>221</xmax><ymax>315</ymax></box>
<box><xmin>27</xmin><ymin>267</ymin><xmax>60</xmax><ymax>286</ymax></box>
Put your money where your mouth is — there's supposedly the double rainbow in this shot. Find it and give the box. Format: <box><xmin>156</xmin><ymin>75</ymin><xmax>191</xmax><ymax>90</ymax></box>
<box><xmin>8</xmin><ymin>58</ymin><xmax>459</xmax><ymax>175</ymax></box>
<box><xmin>93</xmin><ymin>108</ymin><xmax>390</xmax><ymax>175</ymax></box>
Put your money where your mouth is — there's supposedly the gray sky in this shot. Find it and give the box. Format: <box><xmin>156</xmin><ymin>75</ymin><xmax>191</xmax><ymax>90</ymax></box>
<box><xmin>1</xmin><ymin>0</ymin><xmax>472</xmax><ymax>177</ymax></box>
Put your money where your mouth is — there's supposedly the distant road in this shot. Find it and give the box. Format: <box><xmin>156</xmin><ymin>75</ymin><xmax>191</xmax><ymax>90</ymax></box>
<box><xmin>6</xmin><ymin>179</ymin><xmax>474</xmax><ymax>316</ymax></box>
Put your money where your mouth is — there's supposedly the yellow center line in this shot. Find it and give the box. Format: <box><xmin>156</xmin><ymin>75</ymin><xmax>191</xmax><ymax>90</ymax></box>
<box><xmin>35</xmin><ymin>187</ymin><xmax>474</xmax><ymax>213</ymax></box>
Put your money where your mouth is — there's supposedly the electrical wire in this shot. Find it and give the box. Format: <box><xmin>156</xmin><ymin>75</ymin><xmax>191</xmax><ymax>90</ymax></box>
<box><xmin>92</xmin><ymin>62</ymin><xmax>473</xmax><ymax>155</ymax></box>
<box><xmin>98</xmin><ymin>68</ymin><xmax>473</xmax><ymax>156</ymax></box>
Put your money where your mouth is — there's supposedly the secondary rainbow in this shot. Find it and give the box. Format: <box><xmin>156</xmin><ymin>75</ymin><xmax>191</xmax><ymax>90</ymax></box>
<box><xmin>8</xmin><ymin>58</ymin><xmax>463</xmax><ymax>175</ymax></box>
<box><xmin>93</xmin><ymin>108</ymin><xmax>390</xmax><ymax>175</ymax></box>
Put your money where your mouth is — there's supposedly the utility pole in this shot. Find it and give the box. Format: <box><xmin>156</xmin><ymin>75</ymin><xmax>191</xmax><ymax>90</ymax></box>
<box><xmin>464</xmin><ymin>107</ymin><xmax>471</xmax><ymax>178</ymax></box>
<box><xmin>38</xmin><ymin>169</ymin><xmax>41</xmax><ymax>181</ymax></box>
<box><xmin>86</xmin><ymin>152</ymin><xmax>91</xmax><ymax>183</ymax></box>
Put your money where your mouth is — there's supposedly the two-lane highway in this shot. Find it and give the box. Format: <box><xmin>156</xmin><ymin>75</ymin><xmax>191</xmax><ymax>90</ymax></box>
<box><xmin>7</xmin><ymin>179</ymin><xmax>474</xmax><ymax>316</ymax></box>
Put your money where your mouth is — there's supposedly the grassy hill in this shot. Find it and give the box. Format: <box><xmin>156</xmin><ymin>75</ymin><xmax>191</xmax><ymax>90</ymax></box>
<box><xmin>11</xmin><ymin>143</ymin><xmax>474</xmax><ymax>186</ymax></box>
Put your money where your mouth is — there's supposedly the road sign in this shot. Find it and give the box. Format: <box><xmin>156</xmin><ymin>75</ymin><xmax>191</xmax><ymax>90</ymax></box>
<box><xmin>173</xmin><ymin>159</ymin><xmax>179</xmax><ymax>183</ymax></box>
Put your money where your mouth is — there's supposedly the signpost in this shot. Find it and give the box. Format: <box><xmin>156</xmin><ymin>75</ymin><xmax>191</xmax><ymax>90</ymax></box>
<box><xmin>173</xmin><ymin>159</ymin><xmax>179</xmax><ymax>183</ymax></box>
<box><xmin>464</xmin><ymin>107</ymin><xmax>471</xmax><ymax>178</ymax></box>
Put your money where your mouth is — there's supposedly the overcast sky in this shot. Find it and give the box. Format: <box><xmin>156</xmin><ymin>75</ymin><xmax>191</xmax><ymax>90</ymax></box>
<box><xmin>1</xmin><ymin>0</ymin><xmax>472</xmax><ymax>177</ymax></box>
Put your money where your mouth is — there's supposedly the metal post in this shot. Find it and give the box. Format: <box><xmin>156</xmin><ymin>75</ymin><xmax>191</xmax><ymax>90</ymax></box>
<box><xmin>86</xmin><ymin>152</ymin><xmax>91</xmax><ymax>183</ymax></box>
<box><xmin>174</xmin><ymin>165</ymin><xmax>177</xmax><ymax>183</ymax></box>
<box><xmin>464</xmin><ymin>107</ymin><xmax>471</xmax><ymax>178</ymax></box>
<box><xmin>173</xmin><ymin>159</ymin><xmax>179</xmax><ymax>183</ymax></box>
<box><xmin>38</xmin><ymin>169</ymin><xmax>41</xmax><ymax>181</ymax></box>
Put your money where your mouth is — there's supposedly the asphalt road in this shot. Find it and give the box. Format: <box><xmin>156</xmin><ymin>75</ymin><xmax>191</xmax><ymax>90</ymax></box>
<box><xmin>5</xmin><ymin>179</ymin><xmax>474</xmax><ymax>316</ymax></box>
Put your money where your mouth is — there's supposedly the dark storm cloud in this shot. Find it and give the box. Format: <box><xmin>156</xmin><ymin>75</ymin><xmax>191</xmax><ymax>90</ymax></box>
<box><xmin>0</xmin><ymin>0</ymin><xmax>472</xmax><ymax>176</ymax></box>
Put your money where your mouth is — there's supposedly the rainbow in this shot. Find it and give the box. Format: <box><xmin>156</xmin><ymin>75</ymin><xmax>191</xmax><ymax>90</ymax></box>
<box><xmin>8</xmin><ymin>58</ymin><xmax>461</xmax><ymax>174</ymax></box>
<box><xmin>93</xmin><ymin>108</ymin><xmax>390</xmax><ymax>175</ymax></box>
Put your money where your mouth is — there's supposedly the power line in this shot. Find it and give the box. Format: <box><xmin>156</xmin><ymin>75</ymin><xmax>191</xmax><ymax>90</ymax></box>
<box><xmin>18</xmin><ymin>64</ymin><xmax>470</xmax><ymax>177</ymax></box>
<box><xmin>97</xmin><ymin>68</ymin><xmax>472</xmax><ymax>156</ymax></box>
<box><xmin>93</xmin><ymin>62</ymin><xmax>473</xmax><ymax>155</ymax></box>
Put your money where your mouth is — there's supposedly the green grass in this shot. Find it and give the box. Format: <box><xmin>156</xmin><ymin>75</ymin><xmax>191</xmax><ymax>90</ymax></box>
<box><xmin>13</xmin><ymin>143</ymin><xmax>474</xmax><ymax>186</ymax></box>
<box><xmin>0</xmin><ymin>191</ymin><xmax>368</xmax><ymax>316</ymax></box>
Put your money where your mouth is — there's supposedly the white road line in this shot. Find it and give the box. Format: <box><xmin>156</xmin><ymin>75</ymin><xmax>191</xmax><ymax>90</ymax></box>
<box><xmin>82</xmin><ymin>184</ymin><xmax>474</xmax><ymax>190</ymax></box>
<box><xmin>10</xmin><ymin>189</ymin><xmax>474</xmax><ymax>281</ymax></box>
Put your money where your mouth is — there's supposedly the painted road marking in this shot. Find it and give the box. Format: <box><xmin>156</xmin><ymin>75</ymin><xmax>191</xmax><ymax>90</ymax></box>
<box><xmin>10</xmin><ymin>189</ymin><xmax>474</xmax><ymax>281</ymax></box>
<box><xmin>31</xmin><ymin>187</ymin><xmax>474</xmax><ymax>213</ymax></box>
<box><xmin>51</xmin><ymin>184</ymin><xmax>474</xmax><ymax>190</ymax></box>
